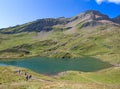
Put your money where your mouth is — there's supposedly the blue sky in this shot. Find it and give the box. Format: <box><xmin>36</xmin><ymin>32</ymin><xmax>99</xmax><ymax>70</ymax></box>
<box><xmin>0</xmin><ymin>0</ymin><xmax>120</xmax><ymax>28</ymax></box>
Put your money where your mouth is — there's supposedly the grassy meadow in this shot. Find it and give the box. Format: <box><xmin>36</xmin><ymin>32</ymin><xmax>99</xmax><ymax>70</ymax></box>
<box><xmin>0</xmin><ymin>25</ymin><xmax>120</xmax><ymax>64</ymax></box>
<box><xmin>0</xmin><ymin>16</ymin><xmax>120</xmax><ymax>89</ymax></box>
<box><xmin>0</xmin><ymin>66</ymin><xmax>120</xmax><ymax>89</ymax></box>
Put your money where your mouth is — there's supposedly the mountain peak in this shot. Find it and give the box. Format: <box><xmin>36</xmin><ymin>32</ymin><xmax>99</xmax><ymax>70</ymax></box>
<box><xmin>69</xmin><ymin>10</ymin><xmax>119</xmax><ymax>29</ymax></box>
<box><xmin>83</xmin><ymin>10</ymin><xmax>109</xmax><ymax>20</ymax></box>
<box><xmin>70</xmin><ymin>10</ymin><xmax>110</xmax><ymax>23</ymax></box>
<box><xmin>0</xmin><ymin>10</ymin><xmax>119</xmax><ymax>34</ymax></box>
<box><xmin>85</xmin><ymin>10</ymin><xmax>101</xmax><ymax>14</ymax></box>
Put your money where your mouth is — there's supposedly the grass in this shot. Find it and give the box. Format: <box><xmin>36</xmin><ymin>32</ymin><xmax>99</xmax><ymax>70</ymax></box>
<box><xmin>0</xmin><ymin>25</ymin><xmax>120</xmax><ymax>65</ymax></box>
<box><xmin>57</xmin><ymin>67</ymin><xmax>120</xmax><ymax>84</ymax></box>
<box><xmin>0</xmin><ymin>66</ymin><xmax>120</xmax><ymax>89</ymax></box>
<box><xmin>0</xmin><ymin>11</ymin><xmax>120</xmax><ymax>89</ymax></box>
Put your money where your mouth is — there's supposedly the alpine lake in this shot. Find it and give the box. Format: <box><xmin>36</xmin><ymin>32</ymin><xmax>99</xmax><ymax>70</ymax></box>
<box><xmin>0</xmin><ymin>56</ymin><xmax>112</xmax><ymax>75</ymax></box>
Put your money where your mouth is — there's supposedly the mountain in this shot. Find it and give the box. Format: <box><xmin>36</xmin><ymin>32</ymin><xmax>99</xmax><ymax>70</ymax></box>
<box><xmin>0</xmin><ymin>10</ymin><xmax>120</xmax><ymax>65</ymax></box>
<box><xmin>70</xmin><ymin>10</ymin><xmax>110</xmax><ymax>22</ymax></box>
<box><xmin>69</xmin><ymin>10</ymin><xmax>120</xmax><ymax>29</ymax></box>
<box><xmin>112</xmin><ymin>15</ymin><xmax>120</xmax><ymax>24</ymax></box>
<box><xmin>0</xmin><ymin>10</ymin><xmax>120</xmax><ymax>34</ymax></box>
<box><xmin>0</xmin><ymin>18</ymin><xmax>69</xmax><ymax>34</ymax></box>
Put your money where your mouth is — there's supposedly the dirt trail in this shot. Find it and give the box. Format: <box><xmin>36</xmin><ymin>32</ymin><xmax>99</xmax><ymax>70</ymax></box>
<box><xmin>14</xmin><ymin>70</ymin><xmax>53</xmax><ymax>83</ymax></box>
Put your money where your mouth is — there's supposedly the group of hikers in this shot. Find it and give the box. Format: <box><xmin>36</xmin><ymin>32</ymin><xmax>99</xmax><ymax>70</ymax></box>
<box><xmin>16</xmin><ymin>69</ymin><xmax>32</xmax><ymax>81</ymax></box>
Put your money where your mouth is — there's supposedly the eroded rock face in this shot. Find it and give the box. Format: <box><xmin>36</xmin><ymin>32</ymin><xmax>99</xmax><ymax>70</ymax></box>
<box><xmin>70</xmin><ymin>10</ymin><xmax>110</xmax><ymax>22</ymax></box>
<box><xmin>0</xmin><ymin>10</ymin><xmax>120</xmax><ymax>34</ymax></box>
<box><xmin>80</xmin><ymin>21</ymin><xmax>103</xmax><ymax>28</ymax></box>
<box><xmin>0</xmin><ymin>18</ymin><xmax>69</xmax><ymax>34</ymax></box>
<box><xmin>84</xmin><ymin>10</ymin><xmax>109</xmax><ymax>20</ymax></box>
<box><xmin>112</xmin><ymin>16</ymin><xmax>120</xmax><ymax>24</ymax></box>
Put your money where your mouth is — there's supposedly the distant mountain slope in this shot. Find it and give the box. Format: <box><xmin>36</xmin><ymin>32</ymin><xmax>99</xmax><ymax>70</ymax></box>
<box><xmin>0</xmin><ymin>18</ymin><xmax>69</xmax><ymax>34</ymax></box>
<box><xmin>112</xmin><ymin>15</ymin><xmax>120</xmax><ymax>24</ymax></box>
<box><xmin>0</xmin><ymin>10</ymin><xmax>120</xmax><ymax>64</ymax></box>
<box><xmin>0</xmin><ymin>10</ymin><xmax>120</xmax><ymax>34</ymax></box>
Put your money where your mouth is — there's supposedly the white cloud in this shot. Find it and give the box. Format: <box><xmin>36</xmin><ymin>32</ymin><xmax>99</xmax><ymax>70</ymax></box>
<box><xmin>108</xmin><ymin>0</ymin><xmax>120</xmax><ymax>4</ymax></box>
<box><xmin>96</xmin><ymin>0</ymin><xmax>105</xmax><ymax>4</ymax></box>
<box><xmin>95</xmin><ymin>0</ymin><xmax>120</xmax><ymax>4</ymax></box>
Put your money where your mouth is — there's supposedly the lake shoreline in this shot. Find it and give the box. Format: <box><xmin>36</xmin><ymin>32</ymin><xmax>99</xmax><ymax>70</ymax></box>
<box><xmin>0</xmin><ymin>56</ymin><xmax>113</xmax><ymax>75</ymax></box>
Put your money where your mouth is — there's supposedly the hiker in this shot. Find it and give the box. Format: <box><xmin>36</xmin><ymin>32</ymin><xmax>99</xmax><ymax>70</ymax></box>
<box><xmin>29</xmin><ymin>75</ymin><xmax>32</xmax><ymax>79</ymax></box>
<box><xmin>18</xmin><ymin>69</ymin><xmax>21</xmax><ymax>74</ymax></box>
<box><xmin>26</xmin><ymin>75</ymin><xmax>29</xmax><ymax>81</ymax></box>
<box><xmin>24</xmin><ymin>72</ymin><xmax>27</xmax><ymax>76</ymax></box>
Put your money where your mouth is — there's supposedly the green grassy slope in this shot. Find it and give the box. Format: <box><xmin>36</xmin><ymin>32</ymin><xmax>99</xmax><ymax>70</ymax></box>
<box><xmin>58</xmin><ymin>67</ymin><xmax>120</xmax><ymax>84</ymax></box>
<box><xmin>0</xmin><ymin>10</ymin><xmax>120</xmax><ymax>89</ymax></box>
<box><xmin>0</xmin><ymin>25</ymin><xmax>119</xmax><ymax>64</ymax></box>
<box><xmin>0</xmin><ymin>66</ymin><xmax>120</xmax><ymax>89</ymax></box>
<box><xmin>0</xmin><ymin>10</ymin><xmax>120</xmax><ymax>64</ymax></box>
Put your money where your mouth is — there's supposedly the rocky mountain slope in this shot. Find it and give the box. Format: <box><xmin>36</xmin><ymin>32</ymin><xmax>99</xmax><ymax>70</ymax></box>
<box><xmin>0</xmin><ymin>10</ymin><xmax>120</xmax><ymax>64</ymax></box>
<box><xmin>0</xmin><ymin>10</ymin><xmax>120</xmax><ymax>34</ymax></box>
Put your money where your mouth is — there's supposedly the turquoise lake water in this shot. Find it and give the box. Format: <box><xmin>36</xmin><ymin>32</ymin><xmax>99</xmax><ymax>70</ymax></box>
<box><xmin>0</xmin><ymin>57</ymin><xmax>112</xmax><ymax>74</ymax></box>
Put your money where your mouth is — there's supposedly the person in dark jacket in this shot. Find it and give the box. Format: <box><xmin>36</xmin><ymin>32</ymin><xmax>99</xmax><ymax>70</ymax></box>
<box><xmin>29</xmin><ymin>75</ymin><xmax>32</xmax><ymax>79</ymax></box>
<box><xmin>26</xmin><ymin>75</ymin><xmax>29</xmax><ymax>81</ymax></box>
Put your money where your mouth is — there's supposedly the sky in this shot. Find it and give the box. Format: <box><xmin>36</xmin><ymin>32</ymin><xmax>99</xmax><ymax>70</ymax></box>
<box><xmin>0</xmin><ymin>0</ymin><xmax>120</xmax><ymax>28</ymax></box>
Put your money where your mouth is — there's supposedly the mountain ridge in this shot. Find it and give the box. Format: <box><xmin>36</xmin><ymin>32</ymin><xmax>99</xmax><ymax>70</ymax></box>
<box><xmin>0</xmin><ymin>10</ymin><xmax>120</xmax><ymax>34</ymax></box>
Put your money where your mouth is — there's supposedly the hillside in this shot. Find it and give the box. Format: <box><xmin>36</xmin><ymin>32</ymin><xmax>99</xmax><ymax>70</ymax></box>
<box><xmin>0</xmin><ymin>66</ymin><xmax>120</xmax><ymax>89</ymax></box>
<box><xmin>0</xmin><ymin>10</ymin><xmax>120</xmax><ymax>64</ymax></box>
